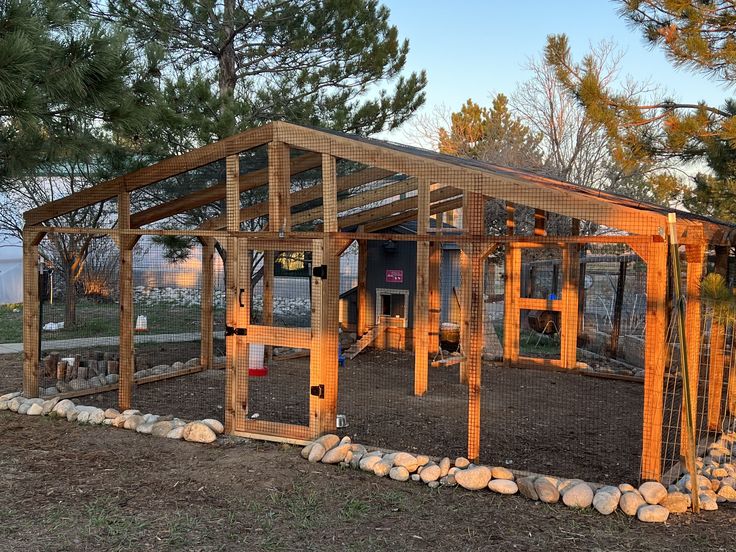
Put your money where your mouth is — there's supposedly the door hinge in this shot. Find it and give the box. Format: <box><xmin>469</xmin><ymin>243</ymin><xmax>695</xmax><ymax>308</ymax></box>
<box><xmin>310</xmin><ymin>384</ymin><xmax>325</xmax><ymax>399</ymax></box>
<box><xmin>225</xmin><ymin>325</ymin><xmax>247</xmax><ymax>336</ymax></box>
<box><xmin>312</xmin><ymin>265</ymin><xmax>327</xmax><ymax>279</ymax></box>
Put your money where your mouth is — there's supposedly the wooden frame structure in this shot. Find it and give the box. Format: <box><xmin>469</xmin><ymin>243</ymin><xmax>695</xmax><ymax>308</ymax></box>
<box><xmin>22</xmin><ymin>121</ymin><xmax>736</xmax><ymax>481</ymax></box>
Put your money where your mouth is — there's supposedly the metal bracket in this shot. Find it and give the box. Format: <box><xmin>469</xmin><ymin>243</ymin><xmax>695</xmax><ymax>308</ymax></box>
<box><xmin>225</xmin><ymin>325</ymin><xmax>247</xmax><ymax>336</ymax></box>
<box><xmin>312</xmin><ymin>265</ymin><xmax>327</xmax><ymax>279</ymax></box>
<box><xmin>310</xmin><ymin>384</ymin><xmax>324</xmax><ymax>399</ymax></box>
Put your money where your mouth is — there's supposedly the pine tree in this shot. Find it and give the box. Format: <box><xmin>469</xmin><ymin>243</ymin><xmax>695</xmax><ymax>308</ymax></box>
<box><xmin>545</xmin><ymin>1</ymin><xmax>736</xmax><ymax>220</ymax></box>
<box><xmin>92</xmin><ymin>0</ymin><xmax>427</xmax><ymax>151</ymax></box>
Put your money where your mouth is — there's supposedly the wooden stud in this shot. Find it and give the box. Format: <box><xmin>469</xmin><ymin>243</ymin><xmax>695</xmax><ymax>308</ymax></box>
<box><xmin>224</xmin><ymin>154</ymin><xmax>240</xmax><ymax>434</ymax></box>
<box><xmin>22</xmin><ymin>229</ymin><xmax>43</xmax><ymax>397</ymax></box>
<box><xmin>414</xmin><ymin>179</ymin><xmax>431</xmax><ymax>396</ymax></box>
<box><xmin>466</xmin><ymin>246</ymin><xmax>485</xmax><ymax>462</ymax></box>
<box><xmin>503</xmin><ymin>203</ymin><xmax>520</xmax><ymax>366</ymax></box>
<box><xmin>560</xmin><ymin>244</ymin><xmax>580</xmax><ymax>369</ymax></box>
<box><xmin>534</xmin><ymin>209</ymin><xmax>547</xmax><ymax>236</ymax></box>
<box><xmin>714</xmin><ymin>245</ymin><xmax>729</xmax><ymax>279</ymax></box>
<box><xmin>318</xmin><ymin>154</ymin><xmax>340</xmax><ymax>434</ymax></box>
<box><xmin>641</xmin><ymin>240</ymin><xmax>668</xmax><ymax>481</ymax></box>
<box><xmin>117</xmin><ymin>191</ymin><xmax>134</xmax><ymax>411</ymax></box>
<box><xmin>320</xmin><ymin>235</ymin><xmax>341</xmax><ymax>434</ymax></box>
<box><xmin>199</xmin><ymin>238</ymin><xmax>215</xmax><ymax>370</ymax></box>
<box><xmin>268</xmin><ymin>141</ymin><xmax>291</xmax><ymax>232</ymax></box>
<box><xmin>234</xmin><ymin>242</ymin><xmax>251</xmax><ymax>430</ymax></box>
<box><xmin>322</xmin><ymin>153</ymin><xmax>338</xmax><ymax>233</ymax></box>
<box><xmin>682</xmin><ymin>242</ymin><xmax>705</xmax><ymax>460</ymax></box>
<box><xmin>428</xmin><ymin>241</ymin><xmax>441</xmax><ymax>354</ymax></box>
<box><xmin>309</xmin><ymin>239</ymin><xmax>325</xmax><ymax>436</ymax></box>
<box><xmin>357</xmin><ymin>239</ymin><xmax>368</xmax><ymax>336</ymax></box>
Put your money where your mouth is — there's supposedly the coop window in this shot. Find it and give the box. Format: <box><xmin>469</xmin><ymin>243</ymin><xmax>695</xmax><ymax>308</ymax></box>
<box><xmin>375</xmin><ymin>288</ymin><xmax>409</xmax><ymax>327</ymax></box>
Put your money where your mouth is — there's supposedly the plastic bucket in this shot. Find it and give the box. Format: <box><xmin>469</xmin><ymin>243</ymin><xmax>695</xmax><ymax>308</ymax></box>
<box><xmin>248</xmin><ymin>343</ymin><xmax>268</xmax><ymax>377</ymax></box>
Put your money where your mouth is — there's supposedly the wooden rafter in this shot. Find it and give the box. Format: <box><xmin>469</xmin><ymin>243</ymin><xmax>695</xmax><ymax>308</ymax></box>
<box><xmin>130</xmin><ymin>151</ymin><xmax>321</xmax><ymax>228</ymax></box>
<box><xmin>24</xmin><ymin>124</ymin><xmax>274</xmax><ymax>226</ymax></box>
<box><xmin>203</xmin><ymin>166</ymin><xmax>394</xmax><ymax>230</ymax></box>
<box><xmin>271</xmin><ymin>121</ymin><xmax>711</xmax><ymax>239</ymax></box>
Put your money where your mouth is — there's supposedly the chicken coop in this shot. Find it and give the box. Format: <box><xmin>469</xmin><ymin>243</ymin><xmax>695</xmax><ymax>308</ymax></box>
<box><xmin>21</xmin><ymin>121</ymin><xmax>736</xmax><ymax>483</ymax></box>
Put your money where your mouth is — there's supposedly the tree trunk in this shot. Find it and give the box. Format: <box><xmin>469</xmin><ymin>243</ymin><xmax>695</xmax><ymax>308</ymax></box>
<box><xmin>64</xmin><ymin>268</ymin><xmax>77</xmax><ymax>328</ymax></box>
<box><xmin>218</xmin><ymin>0</ymin><xmax>238</xmax><ymax>129</ymax></box>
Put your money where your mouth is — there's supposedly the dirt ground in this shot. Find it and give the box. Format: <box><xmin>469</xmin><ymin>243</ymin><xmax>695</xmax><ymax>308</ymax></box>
<box><xmin>8</xmin><ymin>346</ymin><xmax>648</xmax><ymax>484</ymax></box>
<box><xmin>2</xmin><ymin>353</ymin><xmax>736</xmax><ymax>551</ymax></box>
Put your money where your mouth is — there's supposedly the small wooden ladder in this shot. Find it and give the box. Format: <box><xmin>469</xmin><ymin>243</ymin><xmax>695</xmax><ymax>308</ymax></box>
<box><xmin>344</xmin><ymin>325</ymin><xmax>384</xmax><ymax>359</ymax></box>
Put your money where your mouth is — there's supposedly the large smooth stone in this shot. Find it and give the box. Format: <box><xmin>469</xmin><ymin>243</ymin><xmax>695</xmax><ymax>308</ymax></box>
<box><xmin>201</xmin><ymin>419</ymin><xmax>224</xmax><ymax>434</ymax></box>
<box><xmin>322</xmin><ymin>444</ymin><xmax>351</xmax><ymax>464</ymax></box>
<box><xmin>392</xmin><ymin>452</ymin><xmax>419</xmax><ymax>473</ymax></box>
<box><xmin>517</xmin><ymin>476</ymin><xmax>538</xmax><ymax>500</ymax></box>
<box><xmin>488</xmin><ymin>479</ymin><xmax>518</xmax><ymax>495</ymax></box>
<box><xmin>124</xmin><ymin>415</ymin><xmax>145</xmax><ymax>431</ymax></box>
<box><xmin>639</xmin><ymin>481</ymin><xmax>668</xmax><ymax>505</ymax></box>
<box><xmin>420</xmin><ymin>463</ymin><xmax>442</xmax><ymax>483</ymax></box>
<box><xmin>389</xmin><ymin>466</ymin><xmax>410</xmax><ymax>482</ymax></box>
<box><xmin>562</xmin><ymin>483</ymin><xmax>594</xmax><ymax>509</ymax></box>
<box><xmin>592</xmin><ymin>486</ymin><xmax>621</xmax><ymax>515</ymax></box>
<box><xmin>491</xmin><ymin>466</ymin><xmax>514</xmax><ymax>481</ymax></box>
<box><xmin>26</xmin><ymin>403</ymin><xmax>44</xmax><ymax>416</ymax></box>
<box><xmin>151</xmin><ymin>421</ymin><xmax>175</xmax><ymax>437</ymax></box>
<box><xmin>182</xmin><ymin>422</ymin><xmax>217</xmax><ymax>443</ymax></box>
<box><xmin>620</xmin><ymin>491</ymin><xmax>646</xmax><ymax>516</ymax></box>
<box><xmin>637</xmin><ymin>504</ymin><xmax>669</xmax><ymax>523</ymax></box>
<box><xmin>373</xmin><ymin>460</ymin><xmax>392</xmax><ymax>477</ymax></box>
<box><xmin>534</xmin><ymin>477</ymin><xmax>560</xmax><ymax>504</ymax></box>
<box><xmin>660</xmin><ymin>491</ymin><xmax>690</xmax><ymax>513</ymax></box>
<box><xmin>455</xmin><ymin>466</ymin><xmax>492</xmax><ymax>491</ymax></box>
<box><xmin>166</xmin><ymin>426</ymin><xmax>184</xmax><ymax>439</ymax></box>
<box><xmin>359</xmin><ymin>455</ymin><xmax>382</xmax><ymax>472</ymax></box>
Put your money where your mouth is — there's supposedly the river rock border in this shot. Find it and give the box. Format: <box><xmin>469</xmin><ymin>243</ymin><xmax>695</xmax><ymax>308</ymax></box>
<box><xmin>3</xmin><ymin>389</ymin><xmax>735</xmax><ymax>523</ymax></box>
<box><xmin>299</xmin><ymin>430</ymin><xmax>736</xmax><ymax>524</ymax></box>
<box><xmin>0</xmin><ymin>391</ymin><xmax>224</xmax><ymax>444</ymax></box>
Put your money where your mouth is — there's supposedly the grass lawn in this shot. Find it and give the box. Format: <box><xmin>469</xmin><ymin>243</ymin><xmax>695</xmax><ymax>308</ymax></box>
<box><xmin>0</xmin><ymin>300</ymin><xmax>225</xmax><ymax>343</ymax></box>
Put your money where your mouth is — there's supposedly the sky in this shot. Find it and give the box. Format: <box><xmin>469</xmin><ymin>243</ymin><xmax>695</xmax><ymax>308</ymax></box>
<box><xmin>380</xmin><ymin>0</ymin><xmax>732</xmax><ymax>144</ymax></box>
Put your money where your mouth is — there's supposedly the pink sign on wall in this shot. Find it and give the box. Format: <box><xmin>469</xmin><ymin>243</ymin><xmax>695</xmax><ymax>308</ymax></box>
<box><xmin>385</xmin><ymin>269</ymin><xmax>403</xmax><ymax>283</ymax></box>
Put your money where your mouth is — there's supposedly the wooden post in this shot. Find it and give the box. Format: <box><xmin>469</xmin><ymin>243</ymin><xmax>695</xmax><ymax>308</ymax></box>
<box><xmin>224</xmin><ymin>154</ymin><xmax>240</xmax><ymax>434</ymax></box>
<box><xmin>118</xmin><ymin>191</ymin><xmax>135</xmax><ymax>411</ymax></box>
<box><xmin>22</xmin><ymin>229</ymin><xmax>43</xmax><ymax>397</ymax></box>
<box><xmin>641</xmin><ymin>240</ymin><xmax>668</xmax><ymax>481</ymax></box>
<box><xmin>268</xmin><ymin>141</ymin><xmax>292</xmax><ymax>232</ymax></box>
<box><xmin>608</xmin><ymin>259</ymin><xmax>628</xmax><ymax>357</ymax></box>
<box><xmin>320</xmin><ymin>153</ymin><xmax>339</xmax><ymax>434</ymax></box>
<box><xmin>235</xmin><ymin>242</ymin><xmax>251</xmax><ymax>428</ymax></box>
<box><xmin>682</xmin><ymin>242</ymin><xmax>704</xmax><ymax>461</ymax></box>
<box><xmin>357</xmin><ymin>239</ymin><xmax>368</xmax><ymax>336</ymax></box>
<box><xmin>199</xmin><ymin>238</ymin><xmax>215</xmax><ymax>370</ymax></box>
<box><xmin>428</xmin><ymin>241</ymin><xmax>441</xmax><ymax>354</ymax></box>
<box><xmin>460</xmin><ymin>191</ymin><xmax>485</xmax><ymax>460</ymax></box>
<box><xmin>414</xmin><ymin>179</ymin><xmax>430</xmax><ymax>396</ymax></box>
<box><xmin>560</xmin><ymin>244</ymin><xmax>580</xmax><ymax>369</ymax></box>
<box><xmin>533</xmin><ymin>209</ymin><xmax>546</xmax><ymax>236</ymax></box>
<box><xmin>503</xmin><ymin>203</ymin><xmax>520</xmax><ymax>366</ymax></box>
<box><xmin>309</xmin><ymin>239</ymin><xmax>325</xmax><ymax>436</ymax></box>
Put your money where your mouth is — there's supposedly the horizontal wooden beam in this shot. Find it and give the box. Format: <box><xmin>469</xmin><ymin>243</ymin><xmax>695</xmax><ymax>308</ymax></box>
<box><xmin>24</xmin><ymin>124</ymin><xmax>274</xmax><ymax>226</ymax></box>
<box><xmin>27</xmin><ymin>224</ymin><xmax>663</xmax><ymax>247</ymax></box>
<box><xmin>130</xmin><ymin>152</ymin><xmax>321</xmax><ymax>228</ymax></box>
<box><xmin>247</xmin><ymin>326</ymin><xmax>311</xmax><ymax>349</ymax></box>
<box><xmin>518</xmin><ymin>297</ymin><xmax>562</xmax><ymax>311</ymax></box>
